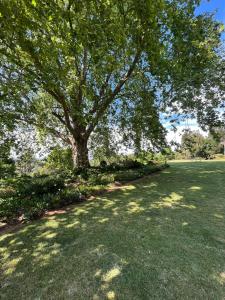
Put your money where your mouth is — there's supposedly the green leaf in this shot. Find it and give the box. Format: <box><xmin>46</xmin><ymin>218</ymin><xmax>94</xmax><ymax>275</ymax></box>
<box><xmin>31</xmin><ymin>0</ymin><xmax>37</xmax><ymax>7</ymax></box>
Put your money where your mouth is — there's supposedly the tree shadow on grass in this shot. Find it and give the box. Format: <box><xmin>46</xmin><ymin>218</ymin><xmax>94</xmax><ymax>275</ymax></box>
<box><xmin>1</xmin><ymin>161</ymin><xmax>225</xmax><ymax>299</ymax></box>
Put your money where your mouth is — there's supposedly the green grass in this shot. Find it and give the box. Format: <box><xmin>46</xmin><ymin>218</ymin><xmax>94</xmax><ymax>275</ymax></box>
<box><xmin>1</xmin><ymin>161</ymin><xmax>225</xmax><ymax>299</ymax></box>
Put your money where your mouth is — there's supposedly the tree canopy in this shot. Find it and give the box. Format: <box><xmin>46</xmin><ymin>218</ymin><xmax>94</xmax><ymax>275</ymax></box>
<box><xmin>0</xmin><ymin>0</ymin><xmax>224</xmax><ymax>167</ymax></box>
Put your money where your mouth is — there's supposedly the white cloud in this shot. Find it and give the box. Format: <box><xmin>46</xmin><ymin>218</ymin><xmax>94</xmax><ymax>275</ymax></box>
<box><xmin>165</xmin><ymin>119</ymin><xmax>208</xmax><ymax>144</ymax></box>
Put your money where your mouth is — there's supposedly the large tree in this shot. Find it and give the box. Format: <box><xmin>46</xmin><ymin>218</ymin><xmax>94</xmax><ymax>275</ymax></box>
<box><xmin>0</xmin><ymin>0</ymin><xmax>223</xmax><ymax>167</ymax></box>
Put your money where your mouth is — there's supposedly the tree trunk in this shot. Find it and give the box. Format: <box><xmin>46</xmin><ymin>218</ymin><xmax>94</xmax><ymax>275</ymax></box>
<box><xmin>70</xmin><ymin>136</ymin><xmax>90</xmax><ymax>168</ymax></box>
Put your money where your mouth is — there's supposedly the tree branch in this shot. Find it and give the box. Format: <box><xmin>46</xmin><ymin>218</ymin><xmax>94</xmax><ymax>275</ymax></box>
<box><xmin>86</xmin><ymin>50</ymin><xmax>141</xmax><ymax>136</ymax></box>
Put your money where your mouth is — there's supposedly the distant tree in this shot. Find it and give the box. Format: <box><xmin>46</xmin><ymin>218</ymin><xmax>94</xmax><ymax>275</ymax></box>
<box><xmin>44</xmin><ymin>146</ymin><xmax>73</xmax><ymax>172</ymax></box>
<box><xmin>181</xmin><ymin>130</ymin><xmax>204</xmax><ymax>158</ymax></box>
<box><xmin>16</xmin><ymin>149</ymin><xmax>37</xmax><ymax>174</ymax></box>
<box><xmin>196</xmin><ymin>138</ymin><xmax>217</xmax><ymax>159</ymax></box>
<box><xmin>0</xmin><ymin>0</ymin><xmax>223</xmax><ymax>167</ymax></box>
<box><xmin>181</xmin><ymin>130</ymin><xmax>217</xmax><ymax>159</ymax></box>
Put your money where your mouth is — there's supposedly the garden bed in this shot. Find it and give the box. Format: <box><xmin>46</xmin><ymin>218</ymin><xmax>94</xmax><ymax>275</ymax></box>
<box><xmin>0</xmin><ymin>161</ymin><xmax>168</xmax><ymax>225</ymax></box>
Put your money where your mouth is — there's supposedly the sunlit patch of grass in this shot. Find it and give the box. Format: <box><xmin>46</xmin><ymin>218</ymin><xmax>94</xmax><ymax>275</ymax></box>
<box><xmin>3</xmin><ymin>257</ymin><xmax>22</xmax><ymax>275</ymax></box>
<box><xmin>189</xmin><ymin>186</ymin><xmax>201</xmax><ymax>190</ymax></box>
<box><xmin>1</xmin><ymin>161</ymin><xmax>225</xmax><ymax>299</ymax></box>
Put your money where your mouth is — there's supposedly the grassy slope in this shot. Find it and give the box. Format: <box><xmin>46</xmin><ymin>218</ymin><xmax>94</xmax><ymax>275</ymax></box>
<box><xmin>1</xmin><ymin>161</ymin><xmax>225</xmax><ymax>300</ymax></box>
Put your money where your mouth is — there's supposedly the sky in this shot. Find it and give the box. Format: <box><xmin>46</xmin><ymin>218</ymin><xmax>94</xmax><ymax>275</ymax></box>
<box><xmin>166</xmin><ymin>0</ymin><xmax>225</xmax><ymax>144</ymax></box>
<box><xmin>196</xmin><ymin>0</ymin><xmax>225</xmax><ymax>31</ymax></box>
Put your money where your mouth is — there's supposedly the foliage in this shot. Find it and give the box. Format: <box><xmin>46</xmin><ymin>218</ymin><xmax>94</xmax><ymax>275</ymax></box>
<box><xmin>0</xmin><ymin>140</ymin><xmax>16</xmax><ymax>179</ymax></box>
<box><xmin>0</xmin><ymin>0</ymin><xmax>223</xmax><ymax>167</ymax></box>
<box><xmin>15</xmin><ymin>149</ymin><xmax>38</xmax><ymax>174</ymax></box>
<box><xmin>180</xmin><ymin>130</ymin><xmax>218</xmax><ymax>159</ymax></box>
<box><xmin>0</xmin><ymin>161</ymin><xmax>16</xmax><ymax>179</ymax></box>
<box><xmin>44</xmin><ymin>146</ymin><xmax>74</xmax><ymax>172</ymax></box>
<box><xmin>0</xmin><ymin>159</ymin><xmax>167</xmax><ymax>223</ymax></box>
<box><xmin>0</xmin><ymin>175</ymin><xmax>65</xmax><ymax>222</ymax></box>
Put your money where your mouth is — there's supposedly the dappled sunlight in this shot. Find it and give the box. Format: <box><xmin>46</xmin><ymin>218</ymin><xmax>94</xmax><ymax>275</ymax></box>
<box><xmin>74</xmin><ymin>207</ymin><xmax>89</xmax><ymax>216</ymax></box>
<box><xmin>1</xmin><ymin>161</ymin><xmax>225</xmax><ymax>298</ymax></box>
<box><xmin>90</xmin><ymin>244</ymin><xmax>106</xmax><ymax>257</ymax></box>
<box><xmin>220</xmin><ymin>272</ymin><xmax>225</xmax><ymax>284</ymax></box>
<box><xmin>200</xmin><ymin>170</ymin><xmax>224</xmax><ymax>174</ymax></box>
<box><xmin>150</xmin><ymin>192</ymin><xmax>183</xmax><ymax>209</ymax></box>
<box><xmin>102</xmin><ymin>266</ymin><xmax>121</xmax><ymax>283</ymax></box>
<box><xmin>106</xmin><ymin>290</ymin><xmax>116</xmax><ymax>299</ymax></box>
<box><xmin>214</xmin><ymin>272</ymin><xmax>225</xmax><ymax>285</ymax></box>
<box><xmin>65</xmin><ymin>220</ymin><xmax>80</xmax><ymax>228</ymax></box>
<box><xmin>182</xmin><ymin>222</ymin><xmax>189</xmax><ymax>226</ymax></box>
<box><xmin>41</xmin><ymin>219</ymin><xmax>60</xmax><ymax>229</ymax></box>
<box><xmin>189</xmin><ymin>186</ymin><xmax>202</xmax><ymax>191</ymax></box>
<box><xmin>3</xmin><ymin>257</ymin><xmax>22</xmax><ymax>275</ymax></box>
<box><xmin>127</xmin><ymin>201</ymin><xmax>145</xmax><ymax>214</ymax></box>
<box><xmin>0</xmin><ymin>232</ymin><xmax>13</xmax><ymax>242</ymax></box>
<box><xmin>38</xmin><ymin>230</ymin><xmax>57</xmax><ymax>239</ymax></box>
<box><xmin>214</xmin><ymin>214</ymin><xmax>224</xmax><ymax>219</ymax></box>
<box><xmin>102</xmin><ymin>199</ymin><xmax>115</xmax><ymax>209</ymax></box>
<box><xmin>93</xmin><ymin>216</ymin><xmax>110</xmax><ymax>224</ymax></box>
<box><xmin>180</xmin><ymin>204</ymin><xmax>196</xmax><ymax>209</ymax></box>
<box><xmin>9</xmin><ymin>238</ymin><xmax>20</xmax><ymax>245</ymax></box>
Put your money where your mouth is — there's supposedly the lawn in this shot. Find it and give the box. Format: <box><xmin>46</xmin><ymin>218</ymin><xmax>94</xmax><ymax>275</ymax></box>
<box><xmin>1</xmin><ymin>161</ymin><xmax>225</xmax><ymax>299</ymax></box>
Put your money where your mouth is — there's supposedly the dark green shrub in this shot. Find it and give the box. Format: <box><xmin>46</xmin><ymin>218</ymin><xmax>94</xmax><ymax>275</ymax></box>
<box><xmin>100</xmin><ymin>160</ymin><xmax>107</xmax><ymax>168</ymax></box>
<box><xmin>89</xmin><ymin>173</ymin><xmax>115</xmax><ymax>185</ymax></box>
<box><xmin>22</xmin><ymin>198</ymin><xmax>47</xmax><ymax>220</ymax></box>
<box><xmin>114</xmin><ymin>170</ymin><xmax>143</xmax><ymax>182</ymax></box>
<box><xmin>0</xmin><ymin>160</ymin><xmax>16</xmax><ymax>179</ymax></box>
<box><xmin>104</xmin><ymin>162</ymin><xmax>121</xmax><ymax>172</ymax></box>
<box><xmin>58</xmin><ymin>188</ymin><xmax>81</xmax><ymax>206</ymax></box>
<box><xmin>0</xmin><ymin>197</ymin><xmax>21</xmax><ymax>223</ymax></box>
<box><xmin>16</xmin><ymin>176</ymin><xmax>65</xmax><ymax>197</ymax></box>
<box><xmin>120</xmin><ymin>159</ymin><xmax>144</xmax><ymax>170</ymax></box>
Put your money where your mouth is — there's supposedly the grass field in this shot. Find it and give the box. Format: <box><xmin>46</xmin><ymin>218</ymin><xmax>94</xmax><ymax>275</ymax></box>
<box><xmin>1</xmin><ymin>161</ymin><xmax>225</xmax><ymax>299</ymax></box>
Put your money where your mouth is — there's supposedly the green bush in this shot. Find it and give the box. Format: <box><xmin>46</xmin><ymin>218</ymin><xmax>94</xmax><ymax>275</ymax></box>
<box><xmin>122</xmin><ymin>159</ymin><xmax>143</xmax><ymax>169</ymax></box>
<box><xmin>57</xmin><ymin>188</ymin><xmax>81</xmax><ymax>207</ymax></box>
<box><xmin>0</xmin><ymin>162</ymin><xmax>168</xmax><ymax>223</ymax></box>
<box><xmin>100</xmin><ymin>160</ymin><xmax>107</xmax><ymax>168</ymax></box>
<box><xmin>0</xmin><ymin>160</ymin><xmax>16</xmax><ymax>179</ymax></box>
<box><xmin>22</xmin><ymin>197</ymin><xmax>48</xmax><ymax>220</ymax></box>
<box><xmin>0</xmin><ymin>197</ymin><xmax>21</xmax><ymax>223</ymax></box>
<box><xmin>0</xmin><ymin>175</ymin><xmax>65</xmax><ymax>223</ymax></box>
<box><xmin>89</xmin><ymin>173</ymin><xmax>115</xmax><ymax>185</ymax></box>
<box><xmin>16</xmin><ymin>175</ymin><xmax>65</xmax><ymax>197</ymax></box>
<box><xmin>114</xmin><ymin>170</ymin><xmax>143</xmax><ymax>182</ymax></box>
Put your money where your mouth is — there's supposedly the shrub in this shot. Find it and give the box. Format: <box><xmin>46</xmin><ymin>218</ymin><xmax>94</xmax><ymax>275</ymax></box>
<box><xmin>114</xmin><ymin>170</ymin><xmax>142</xmax><ymax>182</ymax></box>
<box><xmin>89</xmin><ymin>173</ymin><xmax>115</xmax><ymax>185</ymax></box>
<box><xmin>43</xmin><ymin>146</ymin><xmax>74</xmax><ymax>172</ymax></box>
<box><xmin>16</xmin><ymin>175</ymin><xmax>65</xmax><ymax>197</ymax></box>
<box><xmin>0</xmin><ymin>161</ymin><xmax>168</xmax><ymax>223</ymax></box>
<box><xmin>100</xmin><ymin>160</ymin><xmax>107</xmax><ymax>168</ymax></box>
<box><xmin>0</xmin><ymin>160</ymin><xmax>16</xmax><ymax>179</ymax></box>
<box><xmin>57</xmin><ymin>188</ymin><xmax>81</xmax><ymax>207</ymax></box>
<box><xmin>122</xmin><ymin>159</ymin><xmax>143</xmax><ymax>169</ymax></box>
<box><xmin>0</xmin><ymin>197</ymin><xmax>21</xmax><ymax>223</ymax></box>
<box><xmin>22</xmin><ymin>197</ymin><xmax>47</xmax><ymax>220</ymax></box>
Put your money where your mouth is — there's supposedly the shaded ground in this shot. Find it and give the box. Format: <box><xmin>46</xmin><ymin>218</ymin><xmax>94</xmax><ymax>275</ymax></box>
<box><xmin>1</xmin><ymin>161</ymin><xmax>225</xmax><ymax>299</ymax></box>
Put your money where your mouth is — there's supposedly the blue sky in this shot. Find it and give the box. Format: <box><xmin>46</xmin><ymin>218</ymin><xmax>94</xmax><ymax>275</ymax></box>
<box><xmin>196</xmin><ymin>0</ymin><xmax>225</xmax><ymax>39</ymax></box>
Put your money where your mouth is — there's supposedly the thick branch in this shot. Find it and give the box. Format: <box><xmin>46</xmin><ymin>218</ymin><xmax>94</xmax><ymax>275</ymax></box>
<box><xmin>87</xmin><ymin>50</ymin><xmax>141</xmax><ymax>136</ymax></box>
<box><xmin>52</xmin><ymin>111</ymin><xmax>67</xmax><ymax>126</ymax></box>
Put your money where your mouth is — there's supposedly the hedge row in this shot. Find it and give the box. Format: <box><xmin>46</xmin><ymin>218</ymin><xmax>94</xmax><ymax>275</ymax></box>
<box><xmin>0</xmin><ymin>163</ymin><xmax>168</xmax><ymax>224</ymax></box>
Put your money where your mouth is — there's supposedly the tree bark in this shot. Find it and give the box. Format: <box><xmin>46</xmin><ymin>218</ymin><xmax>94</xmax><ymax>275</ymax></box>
<box><xmin>70</xmin><ymin>136</ymin><xmax>90</xmax><ymax>168</ymax></box>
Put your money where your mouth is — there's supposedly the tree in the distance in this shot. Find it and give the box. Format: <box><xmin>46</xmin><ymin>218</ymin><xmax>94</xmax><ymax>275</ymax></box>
<box><xmin>0</xmin><ymin>0</ymin><xmax>223</xmax><ymax>167</ymax></box>
<box><xmin>181</xmin><ymin>130</ymin><xmax>218</xmax><ymax>159</ymax></box>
